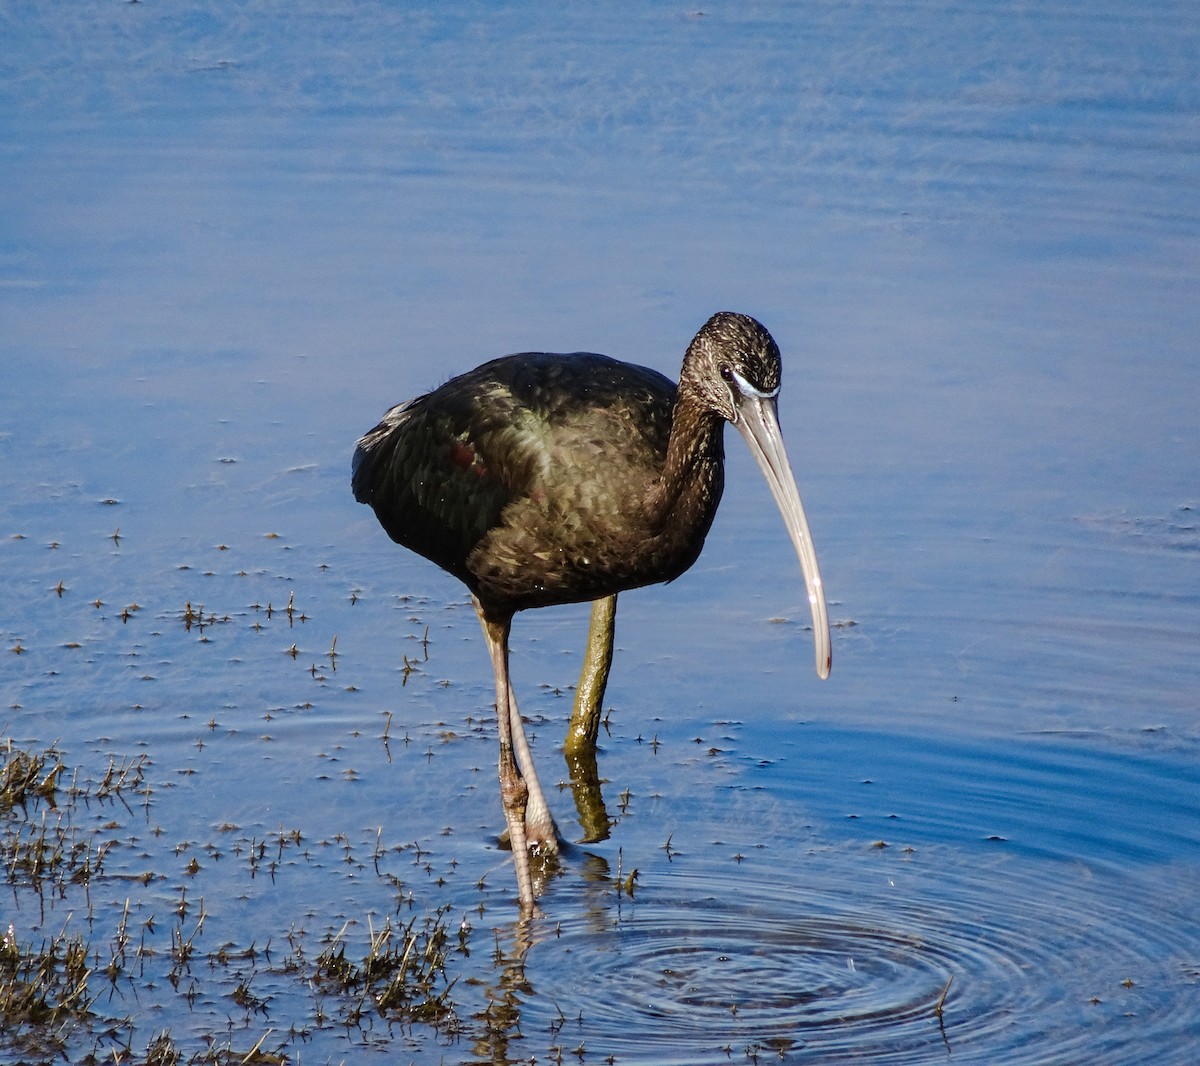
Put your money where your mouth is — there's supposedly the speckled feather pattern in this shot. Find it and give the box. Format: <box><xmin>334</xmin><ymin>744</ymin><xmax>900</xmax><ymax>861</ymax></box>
<box><xmin>353</xmin><ymin>351</ymin><xmax>724</xmax><ymax>615</ymax></box>
<box><xmin>352</xmin><ymin>313</ymin><xmax>782</xmax><ymax>619</ymax></box>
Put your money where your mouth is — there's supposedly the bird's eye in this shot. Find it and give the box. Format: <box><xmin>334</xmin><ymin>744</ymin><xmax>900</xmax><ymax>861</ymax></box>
<box><xmin>719</xmin><ymin>364</ymin><xmax>734</xmax><ymax>382</ymax></box>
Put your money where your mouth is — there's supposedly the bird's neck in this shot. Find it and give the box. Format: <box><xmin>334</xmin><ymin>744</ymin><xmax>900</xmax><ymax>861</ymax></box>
<box><xmin>647</xmin><ymin>390</ymin><xmax>725</xmax><ymax>533</ymax></box>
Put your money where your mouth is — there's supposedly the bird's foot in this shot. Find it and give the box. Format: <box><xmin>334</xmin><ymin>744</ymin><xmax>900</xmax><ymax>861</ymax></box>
<box><xmin>524</xmin><ymin>818</ymin><xmax>560</xmax><ymax>856</ymax></box>
<box><xmin>499</xmin><ymin>815</ymin><xmax>561</xmax><ymax>855</ymax></box>
<box><xmin>522</xmin><ymin>783</ymin><xmax>560</xmax><ymax>854</ymax></box>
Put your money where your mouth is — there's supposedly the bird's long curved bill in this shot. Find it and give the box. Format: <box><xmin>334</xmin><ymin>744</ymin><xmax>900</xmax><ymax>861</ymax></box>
<box><xmin>734</xmin><ymin>395</ymin><xmax>832</xmax><ymax>679</ymax></box>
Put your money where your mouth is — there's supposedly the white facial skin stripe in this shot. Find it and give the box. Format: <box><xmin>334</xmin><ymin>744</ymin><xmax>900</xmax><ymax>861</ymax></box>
<box><xmin>731</xmin><ymin>367</ymin><xmax>779</xmax><ymax>400</ymax></box>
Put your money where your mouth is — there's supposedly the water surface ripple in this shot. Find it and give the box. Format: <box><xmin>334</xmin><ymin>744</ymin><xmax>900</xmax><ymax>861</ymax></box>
<box><xmin>525</xmin><ymin>850</ymin><xmax>1200</xmax><ymax>1065</ymax></box>
<box><xmin>504</xmin><ymin>726</ymin><xmax>1200</xmax><ymax>1065</ymax></box>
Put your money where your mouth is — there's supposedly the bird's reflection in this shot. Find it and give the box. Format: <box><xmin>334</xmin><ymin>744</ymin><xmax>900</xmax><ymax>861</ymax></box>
<box><xmin>465</xmin><ymin>777</ymin><xmax>624</xmax><ymax>1064</ymax></box>
<box><xmin>467</xmin><ymin>919</ymin><xmax>535</xmax><ymax>1065</ymax></box>
<box><xmin>563</xmin><ymin>739</ymin><xmax>611</xmax><ymax>844</ymax></box>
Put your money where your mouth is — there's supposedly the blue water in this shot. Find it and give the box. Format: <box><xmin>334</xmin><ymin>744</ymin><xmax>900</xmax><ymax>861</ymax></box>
<box><xmin>2</xmin><ymin>2</ymin><xmax>1198</xmax><ymax>1063</ymax></box>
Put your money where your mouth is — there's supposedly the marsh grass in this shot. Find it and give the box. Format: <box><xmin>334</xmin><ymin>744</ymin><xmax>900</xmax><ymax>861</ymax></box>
<box><xmin>2</xmin><ymin>739</ymin><xmax>467</xmax><ymax>1063</ymax></box>
<box><xmin>313</xmin><ymin>908</ymin><xmax>462</xmax><ymax>1032</ymax></box>
<box><xmin>0</xmin><ymin>922</ymin><xmax>94</xmax><ymax>1060</ymax></box>
<box><xmin>1</xmin><ymin>742</ymin><xmax>121</xmax><ymax>1059</ymax></box>
<box><xmin>1</xmin><ymin>739</ymin><xmax>66</xmax><ymax>815</ymax></box>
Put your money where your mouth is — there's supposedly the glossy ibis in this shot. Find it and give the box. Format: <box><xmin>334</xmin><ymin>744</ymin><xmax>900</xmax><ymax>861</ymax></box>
<box><xmin>352</xmin><ymin>311</ymin><xmax>831</xmax><ymax>912</ymax></box>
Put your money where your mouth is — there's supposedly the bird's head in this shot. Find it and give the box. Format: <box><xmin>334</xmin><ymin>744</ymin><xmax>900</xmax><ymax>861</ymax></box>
<box><xmin>683</xmin><ymin>310</ymin><xmax>832</xmax><ymax>681</ymax></box>
<box><xmin>683</xmin><ymin>311</ymin><xmax>783</xmax><ymax>423</ymax></box>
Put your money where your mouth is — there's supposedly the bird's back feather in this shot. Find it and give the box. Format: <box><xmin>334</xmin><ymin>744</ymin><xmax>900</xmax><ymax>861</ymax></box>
<box><xmin>353</xmin><ymin>352</ymin><xmax>679</xmax><ymax>612</ymax></box>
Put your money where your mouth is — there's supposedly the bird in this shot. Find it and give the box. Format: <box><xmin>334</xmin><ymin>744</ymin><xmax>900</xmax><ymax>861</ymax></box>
<box><xmin>352</xmin><ymin>311</ymin><xmax>831</xmax><ymax>912</ymax></box>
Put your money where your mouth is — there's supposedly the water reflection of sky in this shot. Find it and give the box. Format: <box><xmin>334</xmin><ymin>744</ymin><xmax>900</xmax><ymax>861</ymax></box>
<box><xmin>2</xmin><ymin>3</ymin><xmax>1199</xmax><ymax>1063</ymax></box>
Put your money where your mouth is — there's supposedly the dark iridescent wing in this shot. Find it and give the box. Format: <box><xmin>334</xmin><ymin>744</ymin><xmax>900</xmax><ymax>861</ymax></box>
<box><xmin>353</xmin><ymin>352</ymin><xmax>676</xmax><ymax>595</ymax></box>
<box><xmin>353</xmin><ymin>391</ymin><xmax>512</xmax><ymax>588</ymax></box>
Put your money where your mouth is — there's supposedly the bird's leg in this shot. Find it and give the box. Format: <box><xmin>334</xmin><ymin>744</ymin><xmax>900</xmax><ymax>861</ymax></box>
<box><xmin>474</xmin><ymin>600</ymin><xmax>559</xmax><ymax>853</ymax></box>
<box><xmin>564</xmin><ymin>594</ymin><xmax>617</xmax><ymax>760</ymax></box>
<box><xmin>504</xmin><ymin>679</ymin><xmax>559</xmax><ymax>852</ymax></box>
<box><xmin>478</xmin><ymin>610</ymin><xmax>536</xmax><ymax>913</ymax></box>
<box><xmin>562</xmin><ymin>594</ymin><xmax>617</xmax><ymax>843</ymax></box>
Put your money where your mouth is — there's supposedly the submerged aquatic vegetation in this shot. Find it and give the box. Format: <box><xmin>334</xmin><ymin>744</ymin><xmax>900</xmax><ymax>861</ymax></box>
<box><xmin>0</xmin><ymin>922</ymin><xmax>94</xmax><ymax>1061</ymax></box>
<box><xmin>1</xmin><ymin>742</ymin><xmax>143</xmax><ymax>899</ymax></box>
<box><xmin>1</xmin><ymin>740</ymin><xmax>65</xmax><ymax>815</ymax></box>
<box><xmin>1</xmin><ymin>734</ymin><xmax>477</xmax><ymax>1062</ymax></box>
<box><xmin>313</xmin><ymin>907</ymin><xmax>462</xmax><ymax>1032</ymax></box>
<box><xmin>1</xmin><ymin>744</ymin><xmax>130</xmax><ymax>1056</ymax></box>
